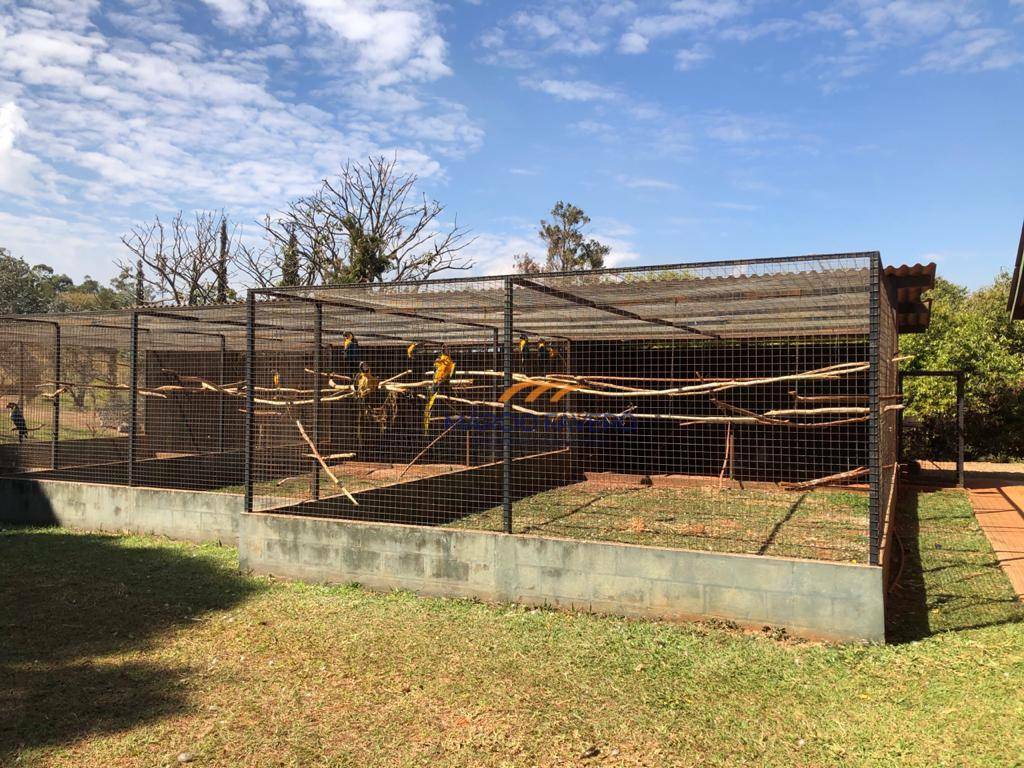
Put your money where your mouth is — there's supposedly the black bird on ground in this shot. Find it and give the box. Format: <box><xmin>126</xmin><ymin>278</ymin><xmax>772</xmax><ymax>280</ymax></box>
<box><xmin>7</xmin><ymin>402</ymin><xmax>28</xmax><ymax>443</ymax></box>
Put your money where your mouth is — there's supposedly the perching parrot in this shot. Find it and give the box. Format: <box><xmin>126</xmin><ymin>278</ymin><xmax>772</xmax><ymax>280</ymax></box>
<box><xmin>423</xmin><ymin>345</ymin><xmax>455</xmax><ymax>432</ymax></box>
<box><xmin>353</xmin><ymin>362</ymin><xmax>379</xmax><ymax>398</ymax></box>
<box><xmin>7</xmin><ymin>403</ymin><xmax>28</xmax><ymax>443</ymax></box>
<box><xmin>342</xmin><ymin>332</ymin><xmax>359</xmax><ymax>372</ymax></box>
<box><xmin>517</xmin><ymin>334</ymin><xmax>530</xmax><ymax>357</ymax></box>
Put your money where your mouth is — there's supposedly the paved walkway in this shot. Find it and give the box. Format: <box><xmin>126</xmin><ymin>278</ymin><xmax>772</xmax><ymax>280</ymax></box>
<box><xmin>959</xmin><ymin>465</ymin><xmax>1024</xmax><ymax>599</ymax></box>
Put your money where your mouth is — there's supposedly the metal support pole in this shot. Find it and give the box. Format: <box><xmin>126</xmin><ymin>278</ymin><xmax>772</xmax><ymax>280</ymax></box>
<box><xmin>218</xmin><ymin>335</ymin><xmax>227</xmax><ymax>455</ymax></box>
<box><xmin>503</xmin><ymin>277</ymin><xmax>513</xmax><ymax>534</ymax></box>
<box><xmin>127</xmin><ymin>312</ymin><xmax>140</xmax><ymax>487</ymax></box>
<box><xmin>244</xmin><ymin>291</ymin><xmax>256</xmax><ymax>514</ymax></box>
<box><xmin>51</xmin><ymin>323</ymin><xmax>61</xmax><ymax>469</ymax></box>
<box><xmin>18</xmin><ymin>341</ymin><xmax>25</xmax><ymax>409</ymax></box>
<box><xmin>956</xmin><ymin>372</ymin><xmax>965</xmax><ymax>488</ymax></box>
<box><xmin>867</xmin><ymin>254</ymin><xmax>881</xmax><ymax>565</ymax></box>
<box><xmin>311</xmin><ymin>302</ymin><xmax>323</xmax><ymax>500</ymax></box>
<box><xmin>492</xmin><ymin>327</ymin><xmax>499</xmax><ymax>463</ymax></box>
<box><xmin>896</xmin><ymin>371</ymin><xmax>905</xmax><ymax>466</ymax></box>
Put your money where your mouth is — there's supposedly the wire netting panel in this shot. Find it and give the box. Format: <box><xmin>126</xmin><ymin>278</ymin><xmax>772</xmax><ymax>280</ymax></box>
<box><xmin>1</xmin><ymin>253</ymin><xmax>887</xmax><ymax>564</ymax></box>
<box><xmin>249</xmin><ymin>281</ymin><xmax>507</xmax><ymax>517</ymax></box>
<box><xmin>0</xmin><ymin>320</ymin><xmax>58</xmax><ymax>472</ymax></box>
<box><xmin>261</xmin><ymin>255</ymin><xmax>877</xmax><ymax>563</ymax></box>
<box><xmin>56</xmin><ymin>323</ymin><xmax>134</xmax><ymax>472</ymax></box>
<box><xmin>493</xmin><ymin>257</ymin><xmax>873</xmax><ymax>562</ymax></box>
<box><xmin>876</xmin><ymin>271</ymin><xmax>900</xmax><ymax>562</ymax></box>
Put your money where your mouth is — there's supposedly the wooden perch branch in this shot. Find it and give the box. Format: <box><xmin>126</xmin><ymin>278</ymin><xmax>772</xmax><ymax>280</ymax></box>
<box><xmin>295</xmin><ymin>419</ymin><xmax>358</xmax><ymax>505</ymax></box>
<box><xmin>788</xmin><ymin>390</ymin><xmax>869</xmax><ymax>404</ymax></box>
<box><xmin>780</xmin><ymin>466</ymin><xmax>868</xmax><ymax>491</ymax></box>
<box><xmin>458</xmin><ymin>362</ymin><xmax>869</xmax><ymax>398</ymax></box>
<box><xmin>764</xmin><ymin>407</ymin><xmax>869</xmax><ymax>417</ymax></box>
<box><xmin>399</xmin><ymin>418</ymin><xmax>464</xmax><ymax>479</ymax></box>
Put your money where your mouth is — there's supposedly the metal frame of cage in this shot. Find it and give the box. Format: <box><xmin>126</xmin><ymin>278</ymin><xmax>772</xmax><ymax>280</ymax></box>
<box><xmin>0</xmin><ymin>253</ymin><xmax>899</xmax><ymax>565</ymax></box>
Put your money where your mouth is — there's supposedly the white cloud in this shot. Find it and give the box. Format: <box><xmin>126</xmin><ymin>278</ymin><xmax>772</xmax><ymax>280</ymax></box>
<box><xmin>522</xmin><ymin>77</ymin><xmax>619</xmax><ymax>101</ymax></box>
<box><xmin>675</xmin><ymin>44</ymin><xmax>711</xmax><ymax>70</ymax></box>
<box><xmin>464</xmin><ymin>232</ymin><xmax>543</xmax><ymax>275</ymax></box>
<box><xmin>295</xmin><ymin>0</ymin><xmax>451</xmax><ymax>80</ymax></box>
<box><xmin>626</xmin><ymin>0</ymin><xmax>744</xmax><ymax>43</ymax></box>
<box><xmin>200</xmin><ymin>0</ymin><xmax>271</xmax><ymax>29</ymax></box>
<box><xmin>910</xmin><ymin>28</ymin><xmax>1023</xmax><ymax>72</ymax></box>
<box><xmin>0</xmin><ymin>208</ymin><xmax>116</xmax><ymax>276</ymax></box>
<box><xmin>0</xmin><ymin>101</ymin><xmax>57</xmax><ymax>197</ymax></box>
<box><xmin>618</xmin><ymin>31</ymin><xmax>648</xmax><ymax>53</ymax></box>
<box><xmin>714</xmin><ymin>201</ymin><xmax>759</xmax><ymax>211</ymax></box>
<box><xmin>616</xmin><ymin>174</ymin><xmax>679</xmax><ymax>190</ymax></box>
<box><xmin>856</xmin><ymin>0</ymin><xmax>978</xmax><ymax>42</ymax></box>
<box><xmin>0</xmin><ymin>0</ymin><xmax>479</xmax><ymax>278</ymax></box>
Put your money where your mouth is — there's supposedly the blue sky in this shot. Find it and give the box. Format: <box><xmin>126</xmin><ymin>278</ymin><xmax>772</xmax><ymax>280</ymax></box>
<box><xmin>0</xmin><ymin>0</ymin><xmax>1021</xmax><ymax>288</ymax></box>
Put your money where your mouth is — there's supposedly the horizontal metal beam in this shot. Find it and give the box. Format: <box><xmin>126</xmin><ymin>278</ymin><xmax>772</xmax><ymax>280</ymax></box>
<box><xmin>511</xmin><ymin>277</ymin><xmax>721</xmax><ymax>340</ymax></box>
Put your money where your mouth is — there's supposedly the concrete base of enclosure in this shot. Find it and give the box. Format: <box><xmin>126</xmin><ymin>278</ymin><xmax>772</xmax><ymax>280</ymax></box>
<box><xmin>0</xmin><ymin>477</ymin><xmax>273</xmax><ymax>545</ymax></box>
<box><xmin>239</xmin><ymin>512</ymin><xmax>885</xmax><ymax>643</ymax></box>
<box><xmin>1</xmin><ymin>478</ymin><xmax>885</xmax><ymax>642</ymax></box>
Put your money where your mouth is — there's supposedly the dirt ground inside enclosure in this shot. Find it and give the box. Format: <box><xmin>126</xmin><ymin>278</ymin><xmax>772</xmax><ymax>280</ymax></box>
<box><xmin>448</xmin><ymin>480</ymin><xmax>870</xmax><ymax>562</ymax></box>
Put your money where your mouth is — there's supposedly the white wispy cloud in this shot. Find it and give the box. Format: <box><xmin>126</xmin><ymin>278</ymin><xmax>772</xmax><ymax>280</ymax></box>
<box><xmin>616</xmin><ymin>174</ymin><xmax>679</xmax><ymax>190</ymax></box>
<box><xmin>0</xmin><ymin>0</ymin><xmax>481</xmax><ymax>276</ymax></box>
<box><xmin>200</xmin><ymin>0</ymin><xmax>270</xmax><ymax>29</ymax></box>
<box><xmin>675</xmin><ymin>44</ymin><xmax>711</xmax><ymax>70</ymax></box>
<box><xmin>482</xmin><ymin>0</ymin><xmax>1022</xmax><ymax>91</ymax></box>
<box><xmin>909</xmin><ymin>27</ymin><xmax>1023</xmax><ymax>73</ymax></box>
<box><xmin>522</xmin><ymin>77</ymin><xmax>619</xmax><ymax>101</ymax></box>
<box><xmin>620</xmin><ymin>0</ymin><xmax>744</xmax><ymax>54</ymax></box>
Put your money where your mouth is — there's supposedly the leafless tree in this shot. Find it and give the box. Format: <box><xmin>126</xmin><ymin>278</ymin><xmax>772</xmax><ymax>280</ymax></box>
<box><xmin>240</xmin><ymin>155</ymin><xmax>475</xmax><ymax>287</ymax></box>
<box><xmin>118</xmin><ymin>212</ymin><xmax>246</xmax><ymax>305</ymax></box>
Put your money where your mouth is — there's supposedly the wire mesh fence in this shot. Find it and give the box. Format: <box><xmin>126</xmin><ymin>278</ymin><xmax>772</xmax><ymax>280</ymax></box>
<box><xmin>1</xmin><ymin>254</ymin><xmax>901</xmax><ymax>564</ymax></box>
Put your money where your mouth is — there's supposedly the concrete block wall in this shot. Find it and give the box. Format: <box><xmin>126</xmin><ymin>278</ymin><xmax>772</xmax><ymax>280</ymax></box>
<box><xmin>239</xmin><ymin>511</ymin><xmax>886</xmax><ymax>642</ymax></box>
<box><xmin>0</xmin><ymin>477</ymin><xmax>243</xmax><ymax>545</ymax></box>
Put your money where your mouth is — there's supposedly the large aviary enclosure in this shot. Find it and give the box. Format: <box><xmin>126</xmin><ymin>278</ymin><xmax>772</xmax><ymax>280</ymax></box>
<box><xmin>1</xmin><ymin>254</ymin><xmax>902</xmax><ymax>565</ymax></box>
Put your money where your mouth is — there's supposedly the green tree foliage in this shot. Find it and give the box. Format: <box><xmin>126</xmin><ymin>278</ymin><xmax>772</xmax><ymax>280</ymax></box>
<box><xmin>0</xmin><ymin>249</ymin><xmax>133</xmax><ymax>314</ymax></box>
<box><xmin>901</xmin><ymin>272</ymin><xmax>1024</xmax><ymax>460</ymax></box>
<box><xmin>515</xmin><ymin>201</ymin><xmax>611</xmax><ymax>274</ymax></box>
<box><xmin>279</xmin><ymin>229</ymin><xmax>301</xmax><ymax>287</ymax></box>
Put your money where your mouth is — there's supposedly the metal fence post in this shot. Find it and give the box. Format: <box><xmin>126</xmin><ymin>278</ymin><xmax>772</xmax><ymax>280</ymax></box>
<box><xmin>18</xmin><ymin>341</ymin><xmax>25</xmax><ymax>409</ymax></box>
<box><xmin>311</xmin><ymin>302</ymin><xmax>323</xmax><ymax>500</ymax></box>
<box><xmin>867</xmin><ymin>254</ymin><xmax>881</xmax><ymax>565</ymax></box>
<box><xmin>956</xmin><ymin>372</ymin><xmax>965</xmax><ymax>488</ymax></box>
<box><xmin>503</xmin><ymin>277</ymin><xmax>513</xmax><ymax>534</ymax></box>
<box><xmin>492</xmin><ymin>327</ymin><xmax>499</xmax><ymax>463</ymax></box>
<box><xmin>128</xmin><ymin>311</ymin><xmax>140</xmax><ymax>487</ymax></box>
<box><xmin>218</xmin><ymin>334</ymin><xmax>227</xmax><ymax>455</ymax></box>
<box><xmin>244</xmin><ymin>291</ymin><xmax>256</xmax><ymax>514</ymax></box>
<box><xmin>51</xmin><ymin>323</ymin><xmax>61</xmax><ymax>469</ymax></box>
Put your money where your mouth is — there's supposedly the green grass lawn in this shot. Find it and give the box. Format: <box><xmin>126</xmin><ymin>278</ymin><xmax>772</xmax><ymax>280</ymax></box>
<box><xmin>450</xmin><ymin>484</ymin><xmax>870</xmax><ymax>563</ymax></box>
<box><xmin>2</xmin><ymin>488</ymin><xmax>1023</xmax><ymax>767</ymax></box>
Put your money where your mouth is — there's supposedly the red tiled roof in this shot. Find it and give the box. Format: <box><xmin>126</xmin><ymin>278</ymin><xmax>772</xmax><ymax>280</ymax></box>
<box><xmin>884</xmin><ymin>262</ymin><xmax>936</xmax><ymax>334</ymax></box>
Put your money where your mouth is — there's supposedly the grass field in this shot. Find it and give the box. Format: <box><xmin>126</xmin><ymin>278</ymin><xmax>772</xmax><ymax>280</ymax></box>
<box><xmin>449</xmin><ymin>484</ymin><xmax>870</xmax><ymax>562</ymax></box>
<box><xmin>2</xmin><ymin>488</ymin><xmax>1023</xmax><ymax>767</ymax></box>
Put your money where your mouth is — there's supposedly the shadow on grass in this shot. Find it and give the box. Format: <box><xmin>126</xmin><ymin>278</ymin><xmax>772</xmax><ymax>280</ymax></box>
<box><xmin>0</xmin><ymin>526</ymin><xmax>262</xmax><ymax>760</ymax></box>
<box><xmin>886</xmin><ymin>486</ymin><xmax>1024</xmax><ymax>643</ymax></box>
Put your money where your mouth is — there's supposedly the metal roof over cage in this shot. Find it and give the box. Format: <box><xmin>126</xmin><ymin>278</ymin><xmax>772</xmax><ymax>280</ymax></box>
<box><xmin>0</xmin><ymin>252</ymin><xmax>935</xmax><ymax>348</ymax></box>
